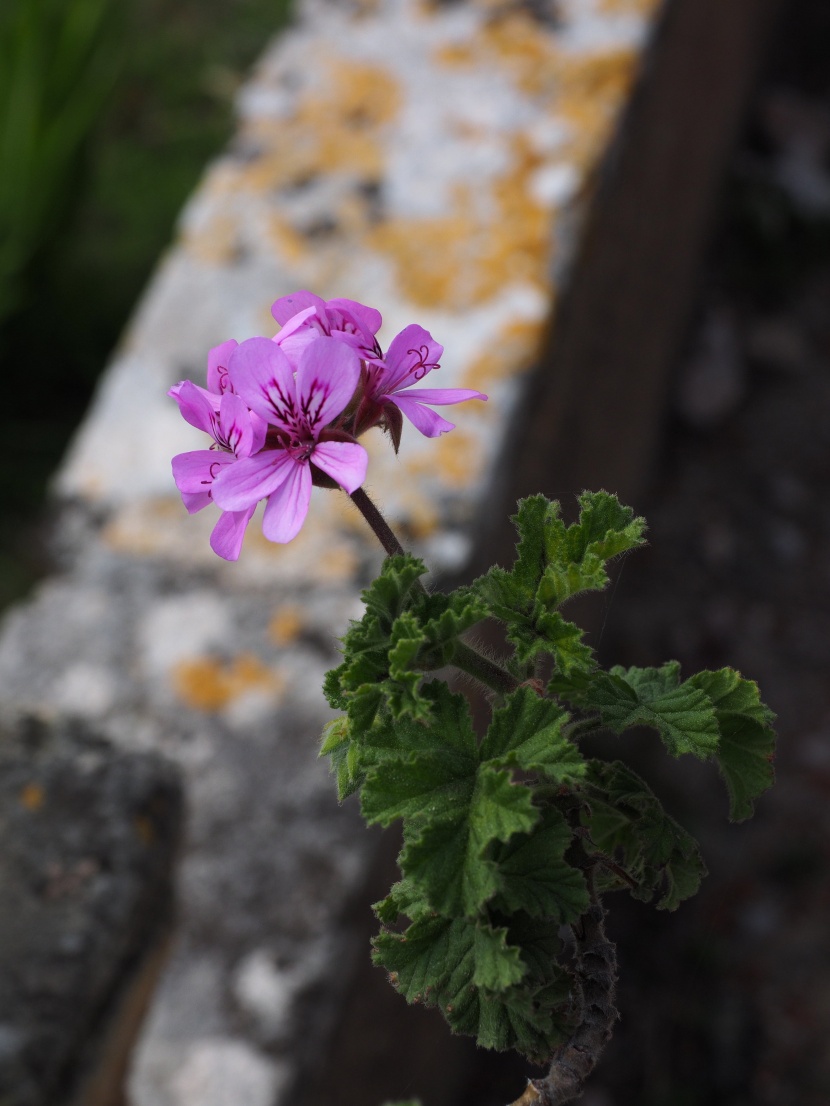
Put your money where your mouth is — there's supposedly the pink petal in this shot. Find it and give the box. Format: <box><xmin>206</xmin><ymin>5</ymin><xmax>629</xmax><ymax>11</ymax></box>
<box><xmin>272</xmin><ymin>304</ymin><xmax>318</xmax><ymax>342</ymax></box>
<box><xmin>393</xmin><ymin>386</ymin><xmax>487</xmax><ymax>406</ymax></box>
<box><xmin>206</xmin><ymin>338</ymin><xmax>238</xmax><ymax>394</ymax></box>
<box><xmin>169</xmin><ymin>379</ymin><xmax>221</xmax><ymax>414</ymax></box>
<box><xmin>172</xmin><ymin>450</ymin><xmax>233</xmax><ymax>494</ymax></box>
<box><xmin>326</xmin><ymin>297</ymin><xmax>382</xmax><ymax>341</ymax></box>
<box><xmin>380</xmin><ymin>325</ymin><xmax>444</xmax><ymax>392</ymax></box>
<box><xmin>295</xmin><ymin>337</ymin><xmax>361</xmax><ymax>430</ymax></box>
<box><xmin>272</xmin><ymin>326</ymin><xmax>321</xmax><ymax>368</ymax></box>
<box><xmin>210</xmin><ymin>506</ymin><xmax>256</xmax><ymax>561</ymax></box>
<box><xmin>261</xmin><ymin>459</ymin><xmax>312</xmax><ymax>543</ymax></box>
<box><xmin>211</xmin><ymin>449</ymin><xmax>295</xmax><ymax>512</ymax></box>
<box><xmin>272</xmin><ymin>305</ymin><xmax>320</xmax><ymax>367</ymax></box>
<box><xmin>218</xmin><ymin>392</ymin><xmax>257</xmax><ymax>457</ymax></box>
<box><xmin>271</xmin><ymin>290</ymin><xmax>326</xmax><ymax>326</ymax></box>
<box><xmin>181</xmin><ymin>490</ymin><xmax>212</xmax><ymax>514</ymax></box>
<box><xmin>228</xmin><ymin>337</ymin><xmax>297</xmax><ymax>430</ymax></box>
<box><xmin>388</xmin><ymin>395</ymin><xmax>456</xmax><ymax>437</ymax></box>
<box><xmin>249</xmin><ymin>411</ymin><xmax>268</xmax><ymax>454</ymax></box>
<box><xmin>170</xmin><ymin>380</ymin><xmax>218</xmax><ymax>434</ymax></box>
<box><xmin>312</xmin><ymin>440</ymin><xmax>368</xmax><ymax>494</ymax></box>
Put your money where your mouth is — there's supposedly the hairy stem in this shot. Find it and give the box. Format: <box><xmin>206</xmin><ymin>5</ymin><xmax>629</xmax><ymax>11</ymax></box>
<box><xmin>349</xmin><ymin>486</ymin><xmax>406</xmax><ymax>557</ymax></box>
<box><xmin>563</xmin><ymin>716</ymin><xmax>605</xmax><ymax>744</ymax></box>
<box><xmin>531</xmin><ymin>900</ymin><xmax>618</xmax><ymax>1106</ymax></box>
<box><xmin>452</xmin><ymin>640</ymin><xmax>520</xmax><ymax>697</ymax></box>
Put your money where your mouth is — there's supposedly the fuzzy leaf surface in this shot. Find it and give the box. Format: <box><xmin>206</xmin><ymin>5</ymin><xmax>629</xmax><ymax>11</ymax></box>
<box><xmin>582</xmin><ymin>760</ymin><xmax>707</xmax><ymax>910</ymax></box>
<box><xmin>475</xmin><ymin>492</ymin><xmax>645</xmax><ymax>672</ymax></box>
<box><xmin>374</xmin><ymin>912</ymin><xmax>569</xmax><ymax>1061</ymax></box>
<box><xmin>359</xmin><ymin>684</ymin><xmax>478</xmax><ymax>827</ymax></box>
<box><xmin>325</xmin><ymin>555</ymin><xmax>488</xmax><ymax>724</ymax></box>
<box><xmin>579</xmin><ymin>662</ymin><xmax>721</xmax><ymax>759</ymax></box>
<box><xmin>400</xmin><ymin>767</ymin><xmax>539</xmax><ymax>916</ymax></box>
<box><xmin>319</xmin><ymin>715</ymin><xmax>363</xmax><ymax>800</ymax></box>
<box><xmin>480</xmin><ymin>686</ymin><xmax>585</xmax><ymax>783</ymax></box>
<box><xmin>687</xmin><ymin>668</ymin><xmax>776</xmax><ymax>820</ymax></box>
<box><xmin>492</xmin><ymin>808</ymin><xmax>590</xmax><ymax>921</ymax></box>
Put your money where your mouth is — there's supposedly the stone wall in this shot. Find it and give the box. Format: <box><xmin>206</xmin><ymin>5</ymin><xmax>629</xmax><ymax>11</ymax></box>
<box><xmin>0</xmin><ymin>0</ymin><xmax>780</xmax><ymax>1102</ymax></box>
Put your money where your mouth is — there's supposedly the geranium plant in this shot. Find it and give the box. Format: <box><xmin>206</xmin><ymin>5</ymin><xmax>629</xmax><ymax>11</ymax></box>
<box><xmin>169</xmin><ymin>292</ymin><xmax>777</xmax><ymax>1106</ymax></box>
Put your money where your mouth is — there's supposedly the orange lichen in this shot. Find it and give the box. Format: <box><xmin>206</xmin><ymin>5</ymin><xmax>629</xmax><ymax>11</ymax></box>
<box><xmin>435</xmin><ymin>13</ymin><xmax>643</xmax><ymax>172</ymax></box>
<box><xmin>184</xmin><ymin>211</ymin><xmax>241</xmax><ymax>267</ymax></box>
<box><xmin>397</xmin><ymin>490</ymin><xmax>440</xmax><ymax>539</ymax></box>
<box><xmin>598</xmin><ymin>0</ymin><xmax>662</xmax><ymax>14</ymax></box>
<box><xmin>181</xmin><ymin>56</ymin><xmax>402</xmax><ymax>264</ymax></box>
<box><xmin>269</xmin><ymin>606</ymin><xmax>305</xmax><ymax>645</ymax></box>
<box><xmin>410</xmin><ymin>429</ymin><xmax>478</xmax><ymax>489</ymax></box>
<box><xmin>265</xmin><ymin>214</ymin><xmax>311</xmax><ymax>267</ymax></box>
<box><xmin>461</xmin><ymin>318</ymin><xmax>544</xmax><ymax>391</ymax></box>
<box><xmin>369</xmin><ymin>134</ymin><xmax>551</xmax><ymax>309</ymax></box>
<box><xmin>435</xmin><ymin>11</ymin><xmax>560</xmax><ymax>98</ymax></box>
<box><xmin>554</xmin><ymin>48</ymin><xmax>640</xmax><ymax>166</ymax></box>
<box><xmin>103</xmin><ymin>498</ymin><xmax>187</xmax><ymax>557</ymax></box>
<box><xmin>478</xmin><ymin>13</ymin><xmax>561</xmax><ymax>99</ymax></box>
<box><xmin>318</xmin><ymin>543</ymin><xmax>360</xmax><ymax>580</ymax></box>
<box><xmin>172</xmin><ymin>653</ymin><xmax>283</xmax><ymax>711</ymax></box>
<box><xmin>367</xmin><ymin>210</ymin><xmax>481</xmax><ymax>310</ymax></box>
<box><xmin>19</xmin><ymin>782</ymin><xmax>44</xmax><ymax>811</ymax></box>
<box><xmin>234</xmin><ymin>58</ymin><xmax>400</xmax><ymax>194</ymax></box>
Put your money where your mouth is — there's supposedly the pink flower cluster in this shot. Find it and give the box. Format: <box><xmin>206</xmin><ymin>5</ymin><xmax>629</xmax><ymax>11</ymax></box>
<box><xmin>169</xmin><ymin>291</ymin><xmax>487</xmax><ymax>560</ymax></box>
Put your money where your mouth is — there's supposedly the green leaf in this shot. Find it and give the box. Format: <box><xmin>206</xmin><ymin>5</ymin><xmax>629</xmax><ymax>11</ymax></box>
<box><xmin>375</xmin><ymin>914</ymin><xmax>525</xmax><ymax>1000</ymax></box>
<box><xmin>687</xmin><ymin>668</ymin><xmax>776</xmax><ymax>820</ymax></box>
<box><xmin>560</xmin><ymin>490</ymin><xmax>648</xmax><ymax>563</ymax></box>
<box><xmin>475</xmin><ymin>492</ymin><xmax>645</xmax><ymax>673</ymax></box>
<box><xmin>582</xmin><ymin>760</ymin><xmax>707</xmax><ymax>910</ymax></box>
<box><xmin>325</xmin><ymin>557</ymin><xmax>490</xmax><ymax>725</ymax></box>
<box><xmin>374</xmin><ymin>913</ymin><xmax>568</xmax><ymax>1061</ymax></box>
<box><xmin>322</xmin><ymin>666</ymin><xmax>348</xmax><ymax>711</ymax></box>
<box><xmin>373</xmin><ymin>878</ymin><xmax>432</xmax><ymax>924</ymax></box>
<box><xmin>492</xmin><ymin>808</ymin><xmax>590</xmax><ymax>921</ymax></box>
<box><xmin>534</xmin><ymin>611</ymin><xmax>597</xmax><ymax>678</ymax></box>
<box><xmin>715</xmin><ymin>714</ymin><xmax>776</xmax><ymax>822</ymax></box>
<box><xmin>502</xmin><ymin>494</ymin><xmax>551</xmax><ymax>601</ymax></box>
<box><xmin>481</xmin><ymin>687</ymin><xmax>585</xmax><ymax>784</ymax></box>
<box><xmin>472</xmin><ymin>922</ymin><xmax>528</xmax><ymax>991</ymax></box>
<box><xmin>319</xmin><ymin>716</ymin><xmax>363</xmax><ymax>801</ymax></box>
<box><xmin>363</xmin><ymin>554</ymin><xmax>428</xmax><ymax>625</ymax></box>
<box><xmin>582</xmin><ymin>663</ymin><xmax>721</xmax><ymax>759</ymax></box>
<box><xmin>401</xmin><ymin>767</ymin><xmax>539</xmax><ymax>916</ymax></box>
<box><xmin>504</xmin><ymin>912</ymin><xmax>565</xmax><ymax>986</ymax></box>
<box><xmin>687</xmin><ymin>668</ymin><xmax>774</xmax><ymax>725</ymax></box>
<box><xmin>325</xmin><ymin>556</ymin><xmax>429</xmax><ymax>715</ymax></box>
<box><xmin>386</xmin><ymin>612</ymin><xmax>432</xmax><ymax>721</ymax></box>
<box><xmin>406</xmin><ymin>586</ymin><xmax>489</xmax><ymax>669</ymax></box>
<box><xmin>359</xmin><ymin>684</ymin><xmax>479</xmax><ymax>826</ymax></box>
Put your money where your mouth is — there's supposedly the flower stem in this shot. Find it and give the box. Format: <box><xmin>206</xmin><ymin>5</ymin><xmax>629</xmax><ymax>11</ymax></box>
<box><xmin>452</xmin><ymin>640</ymin><xmax>520</xmax><ymax>697</ymax></box>
<box><xmin>349</xmin><ymin>486</ymin><xmax>406</xmax><ymax>558</ymax></box>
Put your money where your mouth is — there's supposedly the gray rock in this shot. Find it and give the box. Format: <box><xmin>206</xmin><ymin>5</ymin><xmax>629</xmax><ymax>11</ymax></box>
<box><xmin>0</xmin><ymin>717</ymin><xmax>183</xmax><ymax>1106</ymax></box>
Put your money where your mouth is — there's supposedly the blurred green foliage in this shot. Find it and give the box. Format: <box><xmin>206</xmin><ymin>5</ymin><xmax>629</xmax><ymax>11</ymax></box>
<box><xmin>0</xmin><ymin>0</ymin><xmax>121</xmax><ymax>324</ymax></box>
<box><xmin>0</xmin><ymin>0</ymin><xmax>292</xmax><ymax>607</ymax></box>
